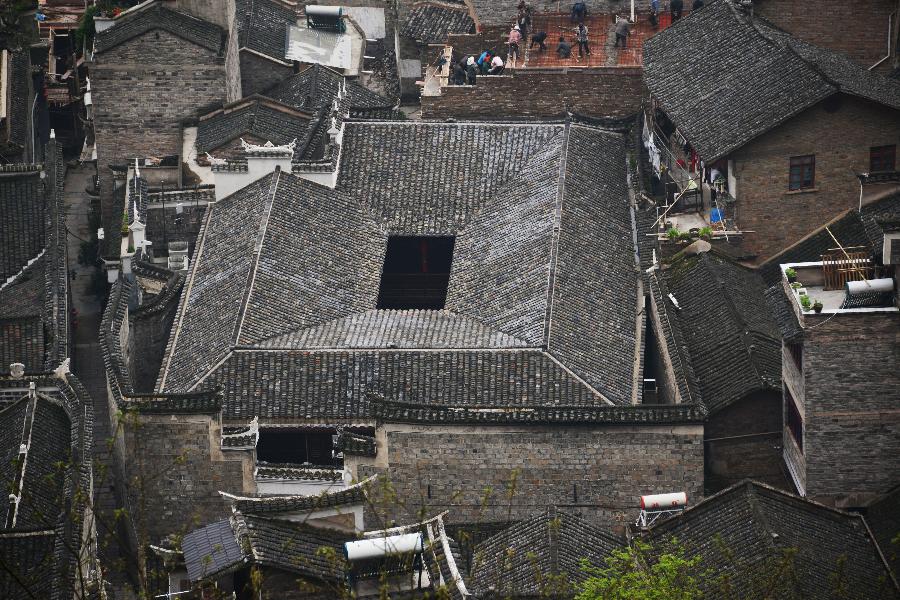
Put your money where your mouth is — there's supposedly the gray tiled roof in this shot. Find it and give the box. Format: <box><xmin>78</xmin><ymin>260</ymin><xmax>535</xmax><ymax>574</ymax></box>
<box><xmin>223</xmin><ymin>476</ymin><xmax>372</xmax><ymax>514</ymax></box>
<box><xmin>472</xmin><ymin>507</ymin><xmax>622</xmax><ymax>597</ymax></box>
<box><xmin>643</xmin><ymin>0</ymin><xmax>900</xmax><ymax>161</ymax></box>
<box><xmin>764</xmin><ymin>284</ymin><xmax>802</xmax><ymax>344</ymax></box>
<box><xmin>235</xmin><ymin>0</ymin><xmax>296</xmax><ymax>60</ymax></box>
<box><xmin>662</xmin><ymin>253</ymin><xmax>781</xmax><ymax>414</ymax></box>
<box><xmin>0</xmin><ymin>374</ymin><xmax>94</xmax><ymax>600</ymax></box>
<box><xmin>0</xmin><ymin>168</ymin><xmax>44</xmax><ymax>282</ymax></box>
<box><xmin>159</xmin><ymin>123</ymin><xmax>645</xmax><ymax>419</ymax></box>
<box><xmin>265</xmin><ymin>64</ymin><xmax>394</xmax><ymax>112</ymax></box>
<box><xmin>234</xmin><ymin>514</ymin><xmax>346</xmax><ymax>581</ymax></box>
<box><xmin>643</xmin><ymin>481</ymin><xmax>900</xmax><ymax>599</ymax></box>
<box><xmin>94</xmin><ymin>2</ymin><xmax>225</xmax><ymax>55</ymax></box>
<box><xmin>196</xmin><ymin>97</ymin><xmax>315</xmax><ymax>158</ymax></box>
<box><xmin>182</xmin><ymin>519</ymin><xmax>244</xmax><ymax>582</ymax></box>
<box><xmin>401</xmin><ymin>2</ymin><xmax>474</xmax><ymax>44</ymax></box>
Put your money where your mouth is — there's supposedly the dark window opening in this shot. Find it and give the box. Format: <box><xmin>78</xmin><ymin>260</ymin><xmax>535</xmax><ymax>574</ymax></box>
<box><xmin>870</xmin><ymin>145</ymin><xmax>896</xmax><ymax>173</ymax></box>
<box><xmin>256</xmin><ymin>429</ymin><xmax>340</xmax><ymax>467</ymax></box>
<box><xmin>642</xmin><ymin>297</ymin><xmax>663</xmax><ymax>404</ymax></box>
<box><xmin>787</xmin><ymin>342</ymin><xmax>803</xmax><ymax>372</ymax></box>
<box><xmin>785</xmin><ymin>386</ymin><xmax>803</xmax><ymax>453</ymax></box>
<box><xmin>377</xmin><ymin>236</ymin><xmax>455</xmax><ymax>310</ymax></box>
<box><xmin>789</xmin><ymin>155</ymin><xmax>815</xmax><ymax>191</ymax></box>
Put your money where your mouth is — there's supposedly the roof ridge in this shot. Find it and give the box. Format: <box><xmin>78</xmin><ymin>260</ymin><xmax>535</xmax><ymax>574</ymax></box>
<box><xmin>541</xmin><ymin>122</ymin><xmax>570</xmax><ymax>350</ymax></box>
<box><xmin>234</xmin><ymin>170</ymin><xmax>282</xmax><ymax>346</ymax></box>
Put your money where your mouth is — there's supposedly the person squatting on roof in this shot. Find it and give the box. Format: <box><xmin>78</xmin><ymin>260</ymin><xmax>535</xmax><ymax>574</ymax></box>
<box><xmin>571</xmin><ymin>1</ymin><xmax>588</xmax><ymax>23</ymax></box>
<box><xmin>466</xmin><ymin>55</ymin><xmax>478</xmax><ymax>84</ymax></box>
<box><xmin>557</xmin><ymin>36</ymin><xmax>572</xmax><ymax>58</ymax></box>
<box><xmin>489</xmin><ymin>55</ymin><xmax>505</xmax><ymax>74</ymax></box>
<box><xmin>614</xmin><ymin>16</ymin><xmax>630</xmax><ymax>48</ymax></box>
<box><xmin>575</xmin><ymin>22</ymin><xmax>590</xmax><ymax>58</ymax></box>
<box><xmin>477</xmin><ymin>50</ymin><xmax>492</xmax><ymax>74</ymax></box>
<box><xmin>531</xmin><ymin>30</ymin><xmax>548</xmax><ymax>51</ymax></box>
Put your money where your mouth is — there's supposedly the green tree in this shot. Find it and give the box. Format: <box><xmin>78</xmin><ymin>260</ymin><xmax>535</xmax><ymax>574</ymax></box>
<box><xmin>576</xmin><ymin>539</ymin><xmax>704</xmax><ymax>600</ymax></box>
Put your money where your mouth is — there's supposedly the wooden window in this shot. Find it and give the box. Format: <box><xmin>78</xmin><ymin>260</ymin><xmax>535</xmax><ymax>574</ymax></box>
<box><xmin>870</xmin><ymin>145</ymin><xmax>896</xmax><ymax>173</ymax></box>
<box><xmin>785</xmin><ymin>386</ymin><xmax>803</xmax><ymax>453</ymax></box>
<box><xmin>789</xmin><ymin>155</ymin><xmax>815</xmax><ymax>190</ymax></box>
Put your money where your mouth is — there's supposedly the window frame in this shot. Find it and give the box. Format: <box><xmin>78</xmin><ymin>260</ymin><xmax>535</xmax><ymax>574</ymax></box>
<box><xmin>870</xmin><ymin>144</ymin><xmax>896</xmax><ymax>173</ymax></box>
<box><xmin>788</xmin><ymin>154</ymin><xmax>815</xmax><ymax>191</ymax></box>
<box><xmin>785</xmin><ymin>386</ymin><xmax>804</xmax><ymax>453</ymax></box>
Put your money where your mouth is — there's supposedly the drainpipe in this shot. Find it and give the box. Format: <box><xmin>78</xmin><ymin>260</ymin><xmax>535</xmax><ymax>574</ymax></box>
<box><xmin>868</xmin><ymin>12</ymin><xmax>894</xmax><ymax>70</ymax></box>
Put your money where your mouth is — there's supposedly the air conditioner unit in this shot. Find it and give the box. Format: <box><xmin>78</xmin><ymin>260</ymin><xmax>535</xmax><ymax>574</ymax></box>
<box><xmin>883</xmin><ymin>233</ymin><xmax>900</xmax><ymax>265</ymax></box>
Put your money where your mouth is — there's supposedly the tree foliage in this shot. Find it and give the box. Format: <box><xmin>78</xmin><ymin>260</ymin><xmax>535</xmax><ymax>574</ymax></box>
<box><xmin>576</xmin><ymin>540</ymin><xmax>704</xmax><ymax>600</ymax></box>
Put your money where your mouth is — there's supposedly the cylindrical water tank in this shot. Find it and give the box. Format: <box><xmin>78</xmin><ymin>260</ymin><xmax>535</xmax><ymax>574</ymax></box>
<box><xmin>640</xmin><ymin>492</ymin><xmax>687</xmax><ymax>509</ymax></box>
<box><xmin>845</xmin><ymin>278</ymin><xmax>894</xmax><ymax>296</ymax></box>
<box><xmin>306</xmin><ymin>5</ymin><xmax>342</xmax><ymax>17</ymax></box>
<box><xmin>345</xmin><ymin>533</ymin><xmax>423</xmax><ymax>561</ymax></box>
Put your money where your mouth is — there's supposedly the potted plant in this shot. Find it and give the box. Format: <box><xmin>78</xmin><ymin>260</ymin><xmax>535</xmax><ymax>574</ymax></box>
<box><xmin>813</xmin><ymin>299</ymin><xmax>823</xmax><ymax>313</ymax></box>
<box><xmin>785</xmin><ymin>267</ymin><xmax>797</xmax><ymax>283</ymax></box>
<box><xmin>679</xmin><ymin>232</ymin><xmax>694</xmax><ymax>244</ymax></box>
<box><xmin>666</xmin><ymin>227</ymin><xmax>681</xmax><ymax>241</ymax></box>
<box><xmin>699</xmin><ymin>226</ymin><xmax>713</xmax><ymax>240</ymax></box>
<box><xmin>800</xmin><ymin>295</ymin><xmax>812</xmax><ymax>312</ymax></box>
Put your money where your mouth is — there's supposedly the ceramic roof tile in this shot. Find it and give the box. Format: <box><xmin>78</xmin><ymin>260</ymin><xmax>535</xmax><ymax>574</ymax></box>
<box><xmin>644</xmin><ymin>0</ymin><xmax>900</xmax><ymax>161</ymax></box>
<box><xmin>158</xmin><ymin>175</ymin><xmax>274</xmax><ymax>392</ymax></box>
<box><xmin>337</xmin><ymin>122</ymin><xmax>564</xmax><ymax>235</ymax></box>
<box><xmin>265</xmin><ymin>64</ymin><xmax>393</xmax><ymax>111</ymax></box>
<box><xmin>235</xmin><ymin>514</ymin><xmax>346</xmax><ymax>581</ymax></box>
<box><xmin>548</xmin><ymin>126</ymin><xmax>637</xmax><ymax>404</ymax></box>
<box><xmin>662</xmin><ymin>253</ymin><xmax>781</xmax><ymax>414</ymax></box>
<box><xmin>95</xmin><ymin>2</ymin><xmax>225</xmax><ymax>54</ymax></box>
<box><xmin>259</xmin><ymin>309</ymin><xmax>530</xmax><ymax>349</ymax></box>
<box><xmin>644</xmin><ymin>481</ymin><xmax>900</xmax><ymax>598</ymax></box>
<box><xmin>472</xmin><ymin>507</ymin><xmax>622</xmax><ymax>596</ymax></box>
<box><xmin>197</xmin><ymin>98</ymin><xmax>314</xmax><ymax>157</ymax></box>
<box><xmin>161</xmin><ymin>122</ymin><xmax>645</xmax><ymax>418</ymax></box>
<box><xmin>237</xmin><ymin>173</ymin><xmax>385</xmax><ymax>346</ymax></box>
<box><xmin>401</xmin><ymin>2</ymin><xmax>475</xmax><ymax>44</ymax></box>
<box><xmin>235</xmin><ymin>0</ymin><xmax>296</xmax><ymax>60</ymax></box>
<box><xmin>0</xmin><ymin>169</ymin><xmax>45</xmax><ymax>282</ymax></box>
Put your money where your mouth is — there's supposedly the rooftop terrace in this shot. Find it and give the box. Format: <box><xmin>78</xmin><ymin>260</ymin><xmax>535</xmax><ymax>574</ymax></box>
<box><xmin>781</xmin><ymin>258</ymin><xmax>898</xmax><ymax>315</ymax></box>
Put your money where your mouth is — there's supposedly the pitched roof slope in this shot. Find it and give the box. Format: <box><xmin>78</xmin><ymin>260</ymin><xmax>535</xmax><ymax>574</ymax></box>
<box><xmin>643</xmin><ymin>481</ymin><xmax>900</xmax><ymax>599</ymax></box>
<box><xmin>337</xmin><ymin>123</ymin><xmax>563</xmax><ymax>235</ymax></box>
<box><xmin>94</xmin><ymin>1</ymin><xmax>225</xmax><ymax>54</ymax></box>
<box><xmin>158</xmin><ymin>175</ymin><xmax>274</xmax><ymax>392</ymax></box>
<box><xmin>159</xmin><ymin>122</ymin><xmax>643</xmax><ymax>418</ymax></box>
<box><xmin>472</xmin><ymin>507</ymin><xmax>622</xmax><ymax>597</ymax></box>
<box><xmin>265</xmin><ymin>64</ymin><xmax>394</xmax><ymax>111</ymax></box>
<box><xmin>196</xmin><ymin>97</ymin><xmax>315</xmax><ymax>156</ymax></box>
<box><xmin>235</xmin><ymin>0</ymin><xmax>296</xmax><ymax>60</ymax></box>
<box><xmin>236</xmin><ymin>173</ymin><xmax>385</xmax><ymax>345</ymax></box>
<box><xmin>401</xmin><ymin>2</ymin><xmax>475</xmax><ymax>44</ymax></box>
<box><xmin>0</xmin><ymin>167</ymin><xmax>45</xmax><ymax>282</ymax></box>
<box><xmin>643</xmin><ymin>0</ymin><xmax>900</xmax><ymax>161</ymax></box>
<box><xmin>549</xmin><ymin>126</ymin><xmax>636</xmax><ymax>403</ymax></box>
<box><xmin>662</xmin><ymin>253</ymin><xmax>781</xmax><ymax>414</ymax></box>
<box><xmin>445</xmin><ymin>133</ymin><xmax>563</xmax><ymax>346</ymax></box>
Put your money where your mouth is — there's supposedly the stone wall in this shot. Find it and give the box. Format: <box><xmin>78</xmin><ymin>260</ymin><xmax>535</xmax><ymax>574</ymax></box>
<box><xmin>121</xmin><ymin>412</ymin><xmax>252</xmax><ymax>542</ymax></box>
<box><xmin>92</xmin><ymin>27</ymin><xmax>227</xmax><ymax>256</ymax></box>
<box><xmin>799</xmin><ymin>311</ymin><xmax>900</xmax><ymax>507</ymax></box>
<box><xmin>731</xmin><ymin>95</ymin><xmax>900</xmax><ymax>262</ymax></box>
<box><xmin>361</xmin><ymin>422</ymin><xmax>704</xmax><ymax>531</ymax></box>
<box><xmin>705</xmin><ymin>391</ymin><xmax>785</xmax><ymax>493</ymax></box>
<box><xmin>240</xmin><ymin>51</ymin><xmax>295</xmax><ymax>97</ymax></box>
<box><xmin>422</xmin><ymin>67</ymin><xmax>645</xmax><ymax>120</ymax></box>
<box><xmin>754</xmin><ymin>0</ymin><xmax>895</xmax><ymax>70</ymax></box>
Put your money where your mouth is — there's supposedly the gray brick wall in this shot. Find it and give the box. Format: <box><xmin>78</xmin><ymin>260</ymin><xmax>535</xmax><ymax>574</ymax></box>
<box><xmin>361</xmin><ymin>423</ymin><xmax>704</xmax><ymax>530</ymax></box>
<box><xmin>800</xmin><ymin>312</ymin><xmax>900</xmax><ymax>506</ymax></box>
<box><xmin>731</xmin><ymin>95</ymin><xmax>900</xmax><ymax>262</ymax></box>
<box><xmin>422</xmin><ymin>68</ymin><xmax>645</xmax><ymax>120</ymax></box>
